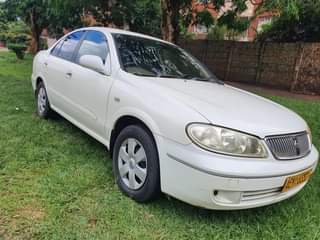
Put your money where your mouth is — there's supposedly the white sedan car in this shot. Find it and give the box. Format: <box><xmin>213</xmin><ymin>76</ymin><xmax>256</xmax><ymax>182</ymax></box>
<box><xmin>32</xmin><ymin>27</ymin><xmax>318</xmax><ymax>210</ymax></box>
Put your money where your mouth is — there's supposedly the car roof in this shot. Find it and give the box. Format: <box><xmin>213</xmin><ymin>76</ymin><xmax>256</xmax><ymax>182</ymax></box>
<box><xmin>76</xmin><ymin>27</ymin><xmax>174</xmax><ymax>46</ymax></box>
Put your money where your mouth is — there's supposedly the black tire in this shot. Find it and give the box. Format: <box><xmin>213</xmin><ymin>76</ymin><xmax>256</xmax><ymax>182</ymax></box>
<box><xmin>113</xmin><ymin>125</ymin><xmax>160</xmax><ymax>202</ymax></box>
<box><xmin>35</xmin><ymin>82</ymin><xmax>53</xmax><ymax>119</ymax></box>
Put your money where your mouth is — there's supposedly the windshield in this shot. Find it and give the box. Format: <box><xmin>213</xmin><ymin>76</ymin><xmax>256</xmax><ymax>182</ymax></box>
<box><xmin>112</xmin><ymin>33</ymin><xmax>217</xmax><ymax>81</ymax></box>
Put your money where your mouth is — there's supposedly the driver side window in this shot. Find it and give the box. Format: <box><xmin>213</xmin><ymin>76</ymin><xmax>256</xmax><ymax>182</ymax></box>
<box><xmin>75</xmin><ymin>31</ymin><xmax>109</xmax><ymax>64</ymax></box>
<box><xmin>51</xmin><ymin>31</ymin><xmax>85</xmax><ymax>61</ymax></box>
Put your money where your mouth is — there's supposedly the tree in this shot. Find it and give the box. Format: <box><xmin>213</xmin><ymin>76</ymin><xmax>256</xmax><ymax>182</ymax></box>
<box><xmin>129</xmin><ymin>0</ymin><xmax>161</xmax><ymax>37</ymax></box>
<box><xmin>203</xmin><ymin>0</ymin><xmax>250</xmax><ymax>39</ymax></box>
<box><xmin>3</xmin><ymin>0</ymin><xmax>48</xmax><ymax>53</ymax></box>
<box><xmin>0</xmin><ymin>3</ymin><xmax>9</xmax><ymax>31</ymax></box>
<box><xmin>47</xmin><ymin>0</ymin><xmax>84</xmax><ymax>38</ymax></box>
<box><xmin>50</xmin><ymin>0</ymin><xmax>161</xmax><ymax>37</ymax></box>
<box><xmin>195</xmin><ymin>9</ymin><xmax>215</xmax><ymax>30</ymax></box>
<box><xmin>207</xmin><ymin>25</ymin><xmax>227</xmax><ymax>40</ymax></box>
<box><xmin>256</xmin><ymin>0</ymin><xmax>320</xmax><ymax>42</ymax></box>
<box><xmin>160</xmin><ymin>0</ymin><xmax>249</xmax><ymax>43</ymax></box>
<box><xmin>160</xmin><ymin>0</ymin><xmax>192</xmax><ymax>43</ymax></box>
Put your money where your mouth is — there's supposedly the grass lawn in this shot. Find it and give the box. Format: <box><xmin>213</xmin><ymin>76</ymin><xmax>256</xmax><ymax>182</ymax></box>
<box><xmin>0</xmin><ymin>51</ymin><xmax>319</xmax><ymax>240</ymax></box>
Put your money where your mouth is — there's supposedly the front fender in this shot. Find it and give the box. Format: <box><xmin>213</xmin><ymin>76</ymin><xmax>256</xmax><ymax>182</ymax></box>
<box><xmin>105</xmin><ymin>75</ymin><xmax>209</xmax><ymax>146</ymax></box>
<box><xmin>107</xmin><ymin>106</ymin><xmax>161</xmax><ymax>144</ymax></box>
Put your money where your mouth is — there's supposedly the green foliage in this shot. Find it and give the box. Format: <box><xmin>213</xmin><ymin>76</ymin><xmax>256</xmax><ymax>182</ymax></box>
<box><xmin>196</xmin><ymin>10</ymin><xmax>213</xmax><ymax>27</ymax></box>
<box><xmin>7</xmin><ymin>43</ymin><xmax>27</xmax><ymax>59</ymax></box>
<box><xmin>179</xmin><ymin>24</ymin><xmax>196</xmax><ymax>40</ymax></box>
<box><xmin>256</xmin><ymin>0</ymin><xmax>320</xmax><ymax>42</ymax></box>
<box><xmin>5</xmin><ymin>32</ymin><xmax>31</xmax><ymax>43</ymax></box>
<box><xmin>255</xmin><ymin>21</ymin><xmax>273</xmax><ymax>40</ymax></box>
<box><xmin>49</xmin><ymin>0</ymin><xmax>161</xmax><ymax>37</ymax></box>
<box><xmin>3</xmin><ymin>0</ymin><xmax>49</xmax><ymax>53</ymax></box>
<box><xmin>0</xmin><ymin>3</ymin><xmax>9</xmax><ymax>31</ymax></box>
<box><xmin>175</xmin><ymin>0</ymin><xmax>249</xmax><ymax>42</ymax></box>
<box><xmin>47</xmin><ymin>0</ymin><xmax>84</xmax><ymax>37</ymax></box>
<box><xmin>218</xmin><ymin>13</ymin><xmax>249</xmax><ymax>33</ymax></box>
<box><xmin>4</xmin><ymin>0</ymin><xmax>48</xmax><ymax>28</ymax></box>
<box><xmin>199</xmin><ymin>0</ymin><xmax>250</xmax><ymax>33</ymax></box>
<box><xmin>0</xmin><ymin>32</ymin><xmax>7</xmax><ymax>42</ymax></box>
<box><xmin>207</xmin><ymin>25</ymin><xmax>227</xmax><ymax>40</ymax></box>
<box><xmin>128</xmin><ymin>0</ymin><xmax>161</xmax><ymax>37</ymax></box>
<box><xmin>0</xmin><ymin>21</ymin><xmax>31</xmax><ymax>43</ymax></box>
<box><xmin>179</xmin><ymin>10</ymin><xmax>196</xmax><ymax>41</ymax></box>
<box><xmin>196</xmin><ymin>9</ymin><xmax>215</xmax><ymax>29</ymax></box>
<box><xmin>0</xmin><ymin>20</ymin><xmax>31</xmax><ymax>59</ymax></box>
<box><xmin>39</xmin><ymin>38</ymin><xmax>48</xmax><ymax>50</ymax></box>
<box><xmin>6</xmin><ymin>21</ymin><xmax>30</xmax><ymax>34</ymax></box>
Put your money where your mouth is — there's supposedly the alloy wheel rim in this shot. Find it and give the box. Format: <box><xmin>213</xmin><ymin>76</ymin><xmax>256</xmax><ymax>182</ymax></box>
<box><xmin>118</xmin><ymin>138</ymin><xmax>147</xmax><ymax>190</ymax></box>
<box><xmin>37</xmin><ymin>87</ymin><xmax>47</xmax><ymax>114</ymax></box>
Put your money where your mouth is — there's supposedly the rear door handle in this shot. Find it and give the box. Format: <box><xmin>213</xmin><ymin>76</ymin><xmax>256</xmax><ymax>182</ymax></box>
<box><xmin>44</xmin><ymin>62</ymin><xmax>48</xmax><ymax>67</ymax></box>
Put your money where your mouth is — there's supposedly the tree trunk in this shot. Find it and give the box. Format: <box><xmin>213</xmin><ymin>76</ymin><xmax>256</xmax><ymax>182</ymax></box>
<box><xmin>29</xmin><ymin>8</ymin><xmax>41</xmax><ymax>54</ymax></box>
<box><xmin>30</xmin><ymin>28</ymin><xmax>41</xmax><ymax>54</ymax></box>
<box><xmin>161</xmin><ymin>0</ymin><xmax>180</xmax><ymax>44</ymax></box>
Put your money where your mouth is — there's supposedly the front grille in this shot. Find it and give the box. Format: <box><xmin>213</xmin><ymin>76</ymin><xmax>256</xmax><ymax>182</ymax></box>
<box><xmin>265</xmin><ymin>132</ymin><xmax>311</xmax><ymax>160</ymax></box>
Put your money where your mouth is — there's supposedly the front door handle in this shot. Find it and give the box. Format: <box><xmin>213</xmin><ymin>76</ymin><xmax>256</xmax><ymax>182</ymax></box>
<box><xmin>66</xmin><ymin>72</ymin><xmax>72</xmax><ymax>78</ymax></box>
<box><xmin>44</xmin><ymin>62</ymin><xmax>48</xmax><ymax>67</ymax></box>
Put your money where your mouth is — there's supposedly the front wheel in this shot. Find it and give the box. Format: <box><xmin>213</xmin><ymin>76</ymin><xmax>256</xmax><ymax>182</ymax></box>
<box><xmin>36</xmin><ymin>82</ymin><xmax>53</xmax><ymax>119</ymax></box>
<box><xmin>113</xmin><ymin>125</ymin><xmax>160</xmax><ymax>202</ymax></box>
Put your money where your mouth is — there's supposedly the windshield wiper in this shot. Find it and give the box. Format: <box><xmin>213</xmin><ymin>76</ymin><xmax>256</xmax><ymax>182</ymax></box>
<box><xmin>132</xmin><ymin>72</ymin><xmax>223</xmax><ymax>85</ymax></box>
<box><xmin>203</xmin><ymin>77</ymin><xmax>224</xmax><ymax>85</ymax></box>
<box><xmin>157</xmin><ymin>74</ymin><xmax>180</xmax><ymax>78</ymax></box>
<box><xmin>181</xmin><ymin>74</ymin><xmax>224</xmax><ymax>85</ymax></box>
<box><xmin>132</xmin><ymin>72</ymin><xmax>157</xmax><ymax>77</ymax></box>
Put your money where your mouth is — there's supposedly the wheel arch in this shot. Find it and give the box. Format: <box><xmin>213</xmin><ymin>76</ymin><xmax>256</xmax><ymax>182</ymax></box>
<box><xmin>33</xmin><ymin>74</ymin><xmax>47</xmax><ymax>93</ymax></box>
<box><xmin>36</xmin><ymin>77</ymin><xmax>43</xmax><ymax>87</ymax></box>
<box><xmin>109</xmin><ymin>115</ymin><xmax>159</xmax><ymax>157</ymax></box>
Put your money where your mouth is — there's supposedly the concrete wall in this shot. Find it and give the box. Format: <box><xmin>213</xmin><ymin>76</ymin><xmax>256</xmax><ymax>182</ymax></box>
<box><xmin>179</xmin><ymin>40</ymin><xmax>320</xmax><ymax>95</ymax></box>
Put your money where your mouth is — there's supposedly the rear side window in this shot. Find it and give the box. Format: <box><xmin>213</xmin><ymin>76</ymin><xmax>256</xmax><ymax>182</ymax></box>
<box><xmin>52</xmin><ymin>31</ymin><xmax>85</xmax><ymax>61</ymax></box>
<box><xmin>75</xmin><ymin>31</ymin><xmax>109</xmax><ymax>64</ymax></box>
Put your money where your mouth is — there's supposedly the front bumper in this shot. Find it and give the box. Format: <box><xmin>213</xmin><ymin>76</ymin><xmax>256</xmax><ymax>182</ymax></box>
<box><xmin>157</xmin><ymin>136</ymin><xmax>319</xmax><ymax>210</ymax></box>
<box><xmin>31</xmin><ymin>73</ymin><xmax>37</xmax><ymax>91</ymax></box>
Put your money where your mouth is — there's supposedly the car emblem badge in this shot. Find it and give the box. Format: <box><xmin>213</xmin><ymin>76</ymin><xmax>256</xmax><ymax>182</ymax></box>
<box><xmin>293</xmin><ymin>137</ymin><xmax>300</xmax><ymax>155</ymax></box>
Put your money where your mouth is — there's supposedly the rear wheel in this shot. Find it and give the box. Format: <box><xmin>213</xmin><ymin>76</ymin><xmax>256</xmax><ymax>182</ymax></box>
<box><xmin>36</xmin><ymin>82</ymin><xmax>53</xmax><ymax>119</ymax></box>
<box><xmin>113</xmin><ymin>125</ymin><xmax>160</xmax><ymax>202</ymax></box>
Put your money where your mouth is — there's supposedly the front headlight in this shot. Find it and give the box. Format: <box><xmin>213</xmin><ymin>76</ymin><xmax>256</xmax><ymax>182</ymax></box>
<box><xmin>307</xmin><ymin>126</ymin><xmax>312</xmax><ymax>144</ymax></box>
<box><xmin>186</xmin><ymin>123</ymin><xmax>268</xmax><ymax>158</ymax></box>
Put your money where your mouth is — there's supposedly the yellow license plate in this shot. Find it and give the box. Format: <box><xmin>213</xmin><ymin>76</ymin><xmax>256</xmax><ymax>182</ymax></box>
<box><xmin>282</xmin><ymin>169</ymin><xmax>313</xmax><ymax>192</ymax></box>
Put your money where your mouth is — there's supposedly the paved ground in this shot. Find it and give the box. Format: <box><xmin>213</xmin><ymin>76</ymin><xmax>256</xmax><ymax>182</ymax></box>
<box><xmin>227</xmin><ymin>81</ymin><xmax>320</xmax><ymax>101</ymax></box>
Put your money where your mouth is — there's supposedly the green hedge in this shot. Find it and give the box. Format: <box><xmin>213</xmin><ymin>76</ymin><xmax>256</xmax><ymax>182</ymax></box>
<box><xmin>0</xmin><ymin>32</ymin><xmax>7</xmax><ymax>42</ymax></box>
<box><xmin>7</xmin><ymin>43</ymin><xmax>27</xmax><ymax>60</ymax></box>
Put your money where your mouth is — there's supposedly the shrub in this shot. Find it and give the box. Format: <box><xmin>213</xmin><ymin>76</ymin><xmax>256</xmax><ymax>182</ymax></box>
<box><xmin>5</xmin><ymin>32</ymin><xmax>31</xmax><ymax>44</ymax></box>
<box><xmin>208</xmin><ymin>25</ymin><xmax>227</xmax><ymax>40</ymax></box>
<box><xmin>7</xmin><ymin>43</ymin><xmax>27</xmax><ymax>60</ymax></box>
<box><xmin>0</xmin><ymin>21</ymin><xmax>31</xmax><ymax>58</ymax></box>
<box><xmin>0</xmin><ymin>32</ymin><xmax>6</xmax><ymax>42</ymax></box>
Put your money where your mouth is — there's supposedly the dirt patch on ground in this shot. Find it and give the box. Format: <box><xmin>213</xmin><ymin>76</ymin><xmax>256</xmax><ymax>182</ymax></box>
<box><xmin>14</xmin><ymin>204</ymin><xmax>45</xmax><ymax>221</ymax></box>
<box><xmin>0</xmin><ymin>204</ymin><xmax>45</xmax><ymax>240</ymax></box>
<box><xmin>0</xmin><ymin>215</ymin><xmax>7</xmax><ymax>239</ymax></box>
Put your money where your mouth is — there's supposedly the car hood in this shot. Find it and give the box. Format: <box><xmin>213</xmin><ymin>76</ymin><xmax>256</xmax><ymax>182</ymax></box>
<box><xmin>140</xmin><ymin>77</ymin><xmax>307</xmax><ymax>138</ymax></box>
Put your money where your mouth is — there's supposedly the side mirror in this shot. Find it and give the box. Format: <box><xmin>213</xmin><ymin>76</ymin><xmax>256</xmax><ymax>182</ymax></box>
<box><xmin>79</xmin><ymin>55</ymin><xmax>110</xmax><ymax>75</ymax></box>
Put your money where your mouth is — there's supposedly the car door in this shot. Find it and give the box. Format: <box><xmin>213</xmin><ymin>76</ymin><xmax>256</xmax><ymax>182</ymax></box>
<box><xmin>64</xmin><ymin>30</ymin><xmax>114</xmax><ymax>138</ymax></box>
<box><xmin>43</xmin><ymin>30</ymin><xmax>86</xmax><ymax>116</ymax></box>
